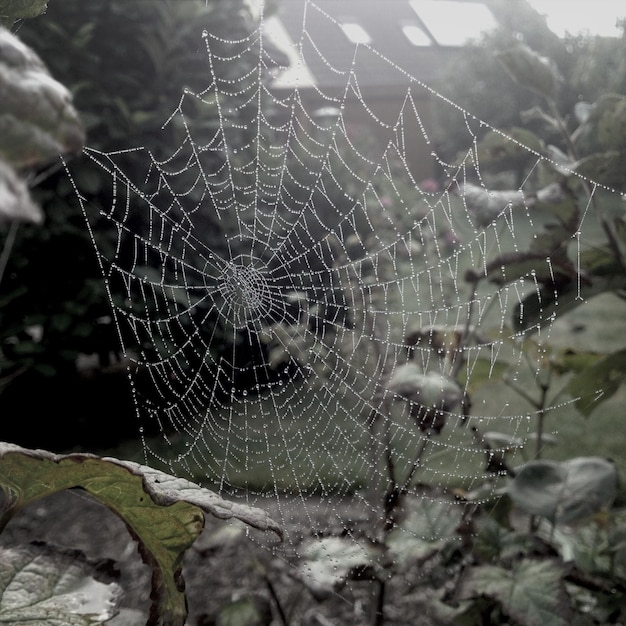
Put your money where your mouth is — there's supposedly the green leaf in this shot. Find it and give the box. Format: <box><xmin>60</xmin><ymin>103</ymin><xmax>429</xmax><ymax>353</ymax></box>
<box><xmin>565</xmin><ymin>348</ymin><xmax>626</xmax><ymax>416</ymax></box>
<box><xmin>473</xmin><ymin>517</ymin><xmax>535</xmax><ymax>562</ymax></box>
<box><xmin>473</xmin><ymin>127</ymin><xmax>544</xmax><ymax>169</ymax></box>
<box><xmin>457</xmin><ymin>357</ymin><xmax>508</xmax><ymax>394</ymax></box>
<box><xmin>0</xmin><ymin>27</ymin><xmax>85</xmax><ymax>169</ymax></box>
<box><xmin>574</xmin><ymin>151</ymin><xmax>626</xmax><ymax>188</ymax></box>
<box><xmin>512</xmin><ymin>270</ymin><xmax>626</xmax><ymax>334</ymax></box>
<box><xmin>0</xmin><ymin>0</ymin><xmax>47</xmax><ymax>27</ymax></box>
<box><xmin>0</xmin><ymin>443</ymin><xmax>282</xmax><ymax>626</ymax></box>
<box><xmin>387</xmin><ymin>496</ymin><xmax>462</xmax><ymax>564</ymax></box>
<box><xmin>507</xmin><ymin>457</ymin><xmax>618</xmax><ymax>525</ymax></box>
<box><xmin>473</xmin><ymin>248</ymin><xmax>576</xmax><ymax>288</ymax></box>
<box><xmin>0</xmin><ymin>542</ymin><xmax>121</xmax><ymax>625</ymax></box>
<box><xmin>460</xmin><ymin>560</ymin><xmax>573</xmax><ymax>626</ymax></box>
<box><xmin>497</xmin><ymin>44</ymin><xmax>559</xmax><ymax>99</ymax></box>
<box><xmin>573</xmin><ymin>94</ymin><xmax>626</xmax><ymax>154</ymax></box>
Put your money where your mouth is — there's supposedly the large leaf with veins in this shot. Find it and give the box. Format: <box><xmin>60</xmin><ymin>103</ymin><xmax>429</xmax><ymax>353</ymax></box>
<box><xmin>0</xmin><ymin>542</ymin><xmax>121</xmax><ymax>625</ymax></box>
<box><xmin>0</xmin><ymin>442</ymin><xmax>282</xmax><ymax>626</ymax></box>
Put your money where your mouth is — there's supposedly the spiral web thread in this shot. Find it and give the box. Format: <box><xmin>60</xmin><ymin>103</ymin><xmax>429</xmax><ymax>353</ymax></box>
<box><xmin>67</xmin><ymin>0</ymin><xmax>623</xmax><ymax>609</ymax></box>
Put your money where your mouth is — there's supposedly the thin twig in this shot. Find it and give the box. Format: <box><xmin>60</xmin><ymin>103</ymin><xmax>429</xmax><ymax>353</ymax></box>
<box><xmin>0</xmin><ymin>221</ymin><xmax>19</xmax><ymax>288</ymax></box>
<box><xmin>401</xmin><ymin>434</ymin><xmax>430</xmax><ymax>492</ymax></box>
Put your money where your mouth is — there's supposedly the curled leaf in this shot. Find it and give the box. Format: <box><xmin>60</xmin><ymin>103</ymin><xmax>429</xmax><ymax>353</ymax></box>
<box><xmin>565</xmin><ymin>348</ymin><xmax>626</xmax><ymax>416</ymax></box>
<box><xmin>0</xmin><ymin>442</ymin><xmax>282</xmax><ymax>626</ymax></box>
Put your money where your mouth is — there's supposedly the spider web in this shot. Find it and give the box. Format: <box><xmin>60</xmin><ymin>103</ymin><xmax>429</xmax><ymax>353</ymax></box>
<box><xmin>66</xmin><ymin>0</ymin><xmax>622</xmax><ymax>615</ymax></box>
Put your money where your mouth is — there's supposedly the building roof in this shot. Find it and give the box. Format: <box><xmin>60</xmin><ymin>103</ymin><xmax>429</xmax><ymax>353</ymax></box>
<box><xmin>266</xmin><ymin>0</ymin><xmax>497</xmax><ymax>90</ymax></box>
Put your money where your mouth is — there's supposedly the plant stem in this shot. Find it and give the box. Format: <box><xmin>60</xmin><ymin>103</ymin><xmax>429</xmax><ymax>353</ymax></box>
<box><xmin>0</xmin><ymin>221</ymin><xmax>19</xmax><ymax>288</ymax></box>
<box><xmin>401</xmin><ymin>434</ymin><xmax>430</xmax><ymax>492</ymax></box>
<box><xmin>535</xmin><ymin>382</ymin><xmax>549</xmax><ymax>460</ymax></box>
<box><xmin>372</xmin><ymin>577</ymin><xmax>385</xmax><ymax>626</ymax></box>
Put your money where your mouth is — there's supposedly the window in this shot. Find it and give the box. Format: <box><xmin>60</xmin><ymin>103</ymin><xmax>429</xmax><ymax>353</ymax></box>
<box><xmin>402</xmin><ymin>24</ymin><xmax>431</xmax><ymax>47</ymax></box>
<box><xmin>341</xmin><ymin>22</ymin><xmax>371</xmax><ymax>45</ymax></box>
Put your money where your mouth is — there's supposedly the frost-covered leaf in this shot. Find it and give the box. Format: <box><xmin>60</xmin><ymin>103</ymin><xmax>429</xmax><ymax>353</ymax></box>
<box><xmin>508</xmin><ymin>457</ymin><xmax>618</xmax><ymax>525</ymax></box>
<box><xmin>387</xmin><ymin>364</ymin><xmax>462</xmax><ymax>433</ymax></box>
<box><xmin>0</xmin><ymin>26</ymin><xmax>85</xmax><ymax>169</ymax></box>
<box><xmin>387</xmin><ymin>496</ymin><xmax>462</xmax><ymax>565</ymax></box>
<box><xmin>0</xmin><ymin>542</ymin><xmax>121</xmax><ymax>625</ymax></box>
<box><xmin>299</xmin><ymin>536</ymin><xmax>382</xmax><ymax>598</ymax></box>
<box><xmin>565</xmin><ymin>348</ymin><xmax>626</xmax><ymax>416</ymax></box>
<box><xmin>497</xmin><ymin>44</ymin><xmax>560</xmax><ymax>99</ymax></box>
<box><xmin>482</xmin><ymin>431</ymin><xmax>523</xmax><ymax>451</ymax></box>
<box><xmin>0</xmin><ymin>442</ymin><xmax>281</xmax><ymax>626</ymax></box>
<box><xmin>0</xmin><ymin>157</ymin><xmax>42</xmax><ymax>222</ymax></box>
<box><xmin>0</xmin><ymin>0</ymin><xmax>47</xmax><ymax>27</ymax></box>
<box><xmin>460</xmin><ymin>560</ymin><xmax>572</xmax><ymax>626</ymax></box>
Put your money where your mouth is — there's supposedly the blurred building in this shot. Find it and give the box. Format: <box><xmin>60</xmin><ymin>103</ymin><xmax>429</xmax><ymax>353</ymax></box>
<box><xmin>263</xmin><ymin>0</ymin><xmax>497</xmax><ymax>180</ymax></box>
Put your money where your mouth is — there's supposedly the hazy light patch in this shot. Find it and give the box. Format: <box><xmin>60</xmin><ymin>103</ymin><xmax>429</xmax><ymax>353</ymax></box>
<box><xmin>529</xmin><ymin>1</ymin><xmax>625</xmax><ymax>36</ymax></box>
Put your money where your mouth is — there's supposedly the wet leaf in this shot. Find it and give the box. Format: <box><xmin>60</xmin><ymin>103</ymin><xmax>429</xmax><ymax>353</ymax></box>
<box><xmin>512</xmin><ymin>271</ymin><xmax>626</xmax><ymax>333</ymax></box>
<box><xmin>0</xmin><ymin>443</ymin><xmax>281</xmax><ymax>626</ymax></box>
<box><xmin>508</xmin><ymin>457</ymin><xmax>618</xmax><ymax>525</ymax></box>
<box><xmin>470</xmin><ymin>248</ymin><xmax>576</xmax><ymax>287</ymax></box>
<box><xmin>565</xmin><ymin>348</ymin><xmax>626</xmax><ymax>416</ymax></box>
<box><xmin>0</xmin><ymin>542</ymin><xmax>121</xmax><ymax>625</ymax></box>
<box><xmin>460</xmin><ymin>560</ymin><xmax>572</xmax><ymax>626</ymax></box>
